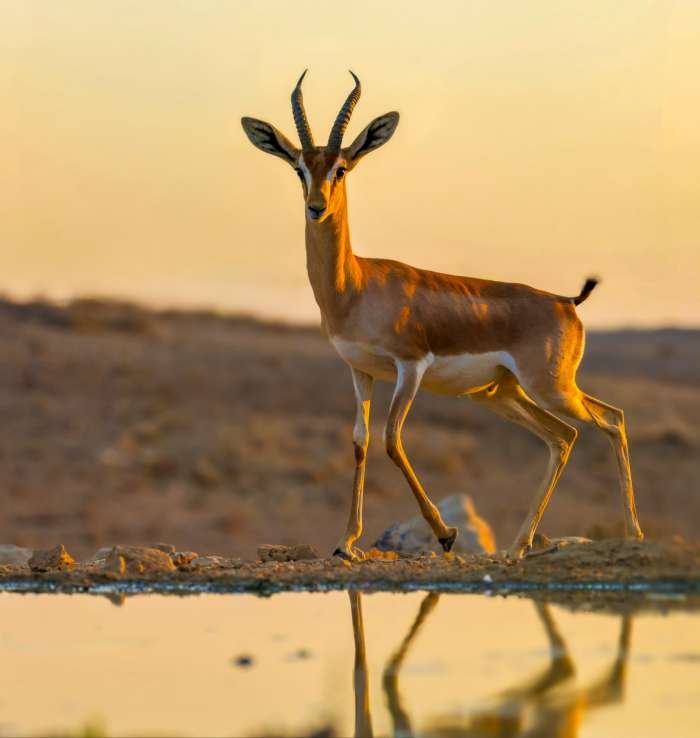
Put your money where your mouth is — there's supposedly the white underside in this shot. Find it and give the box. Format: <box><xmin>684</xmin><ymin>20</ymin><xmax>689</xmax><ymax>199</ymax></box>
<box><xmin>331</xmin><ymin>337</ymin><xmax>518</xmax><ymax>395</ymax></box>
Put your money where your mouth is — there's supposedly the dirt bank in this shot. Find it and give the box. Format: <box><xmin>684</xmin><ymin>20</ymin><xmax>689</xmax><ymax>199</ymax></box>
<box><xmin>1</xmin><ymin>540</ymin><xmax>698</xmax><ymax>606</ymax></box>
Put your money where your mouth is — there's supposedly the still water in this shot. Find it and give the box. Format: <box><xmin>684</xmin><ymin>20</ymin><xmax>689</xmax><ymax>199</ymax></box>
<box><xmin>0</xmin><ymin>591</ymin><xmax>698</xmax><ymax>737</ymax></box>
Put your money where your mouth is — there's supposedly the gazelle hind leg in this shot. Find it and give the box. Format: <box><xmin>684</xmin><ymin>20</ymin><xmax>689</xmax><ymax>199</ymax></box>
<box><xmin>579</xmin><ymin>394</ymin><xmax>643</xmax><ymax>539</ymax></box>
<box><xmin>471</xmin><ymin>376</ymin><xmax>578</xmax><ymax>559</ymax></box>
<box><xmin>536</xmin><ymin>386</ymin><xmax>644</xmax><ymax>540</ymax></box>
<box><xmin>385</xmin><ymin>359</ymin><xmax>457</xmax><ymax>550</ymax></box>
<box><xmin>334</xmin><ymin>368</ymin><xmax>374</xmax><ymax>561</ymax></box>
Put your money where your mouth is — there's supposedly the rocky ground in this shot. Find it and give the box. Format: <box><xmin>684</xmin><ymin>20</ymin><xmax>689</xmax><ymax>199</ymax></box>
<box><xmin>1</xmin><ymin>540</ymin><xmax>699</xmax><ymax>609</ymax></box>
<box><xmin>0</xmin><ymin>296</ymin><xmax>699</xmax><ymax>563</ymax></box>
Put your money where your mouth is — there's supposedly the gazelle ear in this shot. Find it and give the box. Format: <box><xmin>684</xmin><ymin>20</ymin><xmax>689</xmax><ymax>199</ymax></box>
<box><xmin>241</xmin><ymin>117</ymin><xmax>299</xmax><ymax>165</ymax></box>
<box><xmin>345</xmin><ymin>112</ymin><xmax>399</xmax><ymax>166</ymax></box>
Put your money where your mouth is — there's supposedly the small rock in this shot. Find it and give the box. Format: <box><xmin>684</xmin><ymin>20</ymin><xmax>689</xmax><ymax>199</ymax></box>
<box><xmin>28</xmin><ymin>544</ymin><xmax>75</xmax><ymax>572</ymax></box>
<box><xmin>152</xmin><ymin>543</ymin><xmax>176</xmax><ymax>555</ymax></box>
<box><xmin>373</xmin><ymin>494</ymin><xmax>496</xmax><ymax>555</ymax></box>
<box><xmin>99</xmin><ymin>546</ymin><xmax>175</xmax><ymax>574</ymax></box>
<box><xmin>257</xmin><ymin>544</ymin><xmax>321</xmax><ymax>563</ymax></box>
<box><xmin>190</xmin><ymin>555</ymin><xmax>226</xmax><ymax>569</ymax></box>
<box><xmin>257</xmin><ymin>545</ymin><xmax>287</xmax><ymax>563</ymax></box>
<box><xmin>172</xmin><ymin>551</ymin><xmax>199</xmax><ymax>568</ymax></box>
<box><xmin>289</xmin><ymin>544</ymin><xmax>320</xmax><ymax>561</ymax></box>
<box><xmin>0</xmin><ymin>544</ymin><xmax>33</xmax><ymax>567</ymax></box>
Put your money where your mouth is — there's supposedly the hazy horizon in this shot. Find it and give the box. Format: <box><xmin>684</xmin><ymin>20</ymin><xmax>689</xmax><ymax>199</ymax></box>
<box><xmin>5</xmin><ymin>1</ymin><xmax>700</xmax><ymax>327</ymax></box>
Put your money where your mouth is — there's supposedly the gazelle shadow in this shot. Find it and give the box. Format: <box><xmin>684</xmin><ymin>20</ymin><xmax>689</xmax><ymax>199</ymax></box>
<box><xmin>347</xmin><ymin>591</ymin><xmax>632</xmax><ymax>738</ymax></box>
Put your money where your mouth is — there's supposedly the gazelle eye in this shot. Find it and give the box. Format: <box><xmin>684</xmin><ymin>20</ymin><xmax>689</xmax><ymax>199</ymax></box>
<box><xmin>335</xmin><ymin>167</ymin><xmax>346</xmax><ymax>180</ymax></box>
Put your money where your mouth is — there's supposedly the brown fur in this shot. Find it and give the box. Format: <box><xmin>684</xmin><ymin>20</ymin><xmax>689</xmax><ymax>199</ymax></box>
<box><xmin>302</xmin><ymin>162</ymin><xmax>584</xmax><ymax>386</ymax></box>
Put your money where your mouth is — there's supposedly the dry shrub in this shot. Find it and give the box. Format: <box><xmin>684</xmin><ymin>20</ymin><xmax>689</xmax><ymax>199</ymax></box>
<box><xmin>66</xmin><ymin>298</ymin><xmax>154</xmax><ymax>334</ymax></box>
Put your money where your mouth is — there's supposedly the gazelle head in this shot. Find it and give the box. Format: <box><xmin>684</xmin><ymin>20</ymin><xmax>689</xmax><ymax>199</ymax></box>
<box><xmin>242</xmin><ymin>71</ymin><xmax>399</xmax><ymax>224</ymax></box>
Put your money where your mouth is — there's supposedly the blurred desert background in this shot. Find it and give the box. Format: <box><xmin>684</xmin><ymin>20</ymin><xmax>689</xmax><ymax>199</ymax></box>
<box><xmin>1</xmin><ymin>297</ymin><xmax>697</xmax><ymax>559</ymax></box>
<box><xmin>2</xmin><ymin>2</ymin><xmax>699</xmax><ymax>558</ymax></box>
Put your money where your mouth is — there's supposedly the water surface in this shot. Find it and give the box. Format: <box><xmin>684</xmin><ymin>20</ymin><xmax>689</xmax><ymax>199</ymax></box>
<box><xmin>0</xmin><ymin>591</ymin><xmax>698</xmax><ymax>737</ymax></box>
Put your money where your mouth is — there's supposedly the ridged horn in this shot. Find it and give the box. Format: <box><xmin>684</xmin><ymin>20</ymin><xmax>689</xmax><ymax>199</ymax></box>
<box><xmin>328</xmin><ymin>70</ymin><xmax>361</xmax><ymax>151</ymax></box>
<box><xmin>291</xmin><ymin>69</ymin><xmax>314</xmax><ymax>151</ymax></box>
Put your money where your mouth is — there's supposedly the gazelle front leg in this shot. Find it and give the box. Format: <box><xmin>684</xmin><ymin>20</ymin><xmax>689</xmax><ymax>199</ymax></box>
<box><xmin>385</xmin><ymin>359</ymin><xmax>458</xmax><ymax>551</ymax></box>
<box><xmin>334</xmin><ymin>368</ymin><xmax>374</xmax><ymax>561</ymax></box>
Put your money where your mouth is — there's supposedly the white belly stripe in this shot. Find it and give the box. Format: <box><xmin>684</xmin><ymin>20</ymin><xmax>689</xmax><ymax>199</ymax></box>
<box><xmin>330</xmin><ymin>337</ymin><xmax>516</xmax><ymax>395</ymax></box>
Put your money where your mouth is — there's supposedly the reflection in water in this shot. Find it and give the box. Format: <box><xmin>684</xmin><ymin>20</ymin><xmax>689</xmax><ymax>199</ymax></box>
<box><xmin>382</xmin><ymin>591</ymin><xmax>440</xmax><ymax>737</ymax></box>
<box><xmin>349</xmin><ymin>591</ymin><xmax>632</xmax><ymax>738</ymax></box>
<box><xmin>350</xmin><ymin>591</ymin><xmax>374</xmax><ymax>738</ymax></box>
<box><xmin>3</xmin><ymin>592</ymin><xmax>697</xmax><ymax>736</ymax></box>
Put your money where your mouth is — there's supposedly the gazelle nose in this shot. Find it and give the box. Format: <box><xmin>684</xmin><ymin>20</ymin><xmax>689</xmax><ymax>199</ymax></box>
<box><xmin>308</xmin><ymin>205</ymin><xmax>326</xmax><ymax>220</ymax></box>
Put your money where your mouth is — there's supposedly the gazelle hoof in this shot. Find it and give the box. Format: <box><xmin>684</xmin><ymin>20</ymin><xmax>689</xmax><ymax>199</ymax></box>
<box><xmin>438</xmin><ymin>527</ymin><xmax>458</xmax><ymax>553</ymax></box>
<box><xmin>332</xmin><ymin>546</ymin><xmax>364</xmax><ymax>562</ymax></box>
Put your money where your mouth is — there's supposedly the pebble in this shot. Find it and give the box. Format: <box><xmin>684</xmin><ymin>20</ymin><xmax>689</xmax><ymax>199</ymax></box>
<box><xmin>172</xmin><ymin>551</ymin><xmax>199</xmax><ymax>568</ymax></box>
<box><xmin>190</xmin><ymin>555</ymin><xmax>226</xmax><ymax>569</ymax></box>
<box><xmin>100</xmin><ymin>546</ymin><xmax>175</xmax><ymax>574</ymax></box>
<box><xmin>28</xmin><ymin>544</ymin><xmax>75</xmax><ymax>572</ymax></box>
<box><xmin>257</xmin><ymin>544</ymin><xmax>321</xmax><ymax>563</ymax></box>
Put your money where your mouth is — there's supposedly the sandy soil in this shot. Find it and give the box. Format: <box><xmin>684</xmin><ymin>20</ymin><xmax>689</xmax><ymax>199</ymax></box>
<box><xmin>0</xmin><ymin>297</ymin><xmax>699</xmax><ymax>563</ymax></box>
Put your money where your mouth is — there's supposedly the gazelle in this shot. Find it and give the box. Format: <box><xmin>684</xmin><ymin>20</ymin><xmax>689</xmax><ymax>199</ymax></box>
<box><xmin>241</xmin><ymin>71</ymin><xmax>643</xmax><ymax>560</ymax></box>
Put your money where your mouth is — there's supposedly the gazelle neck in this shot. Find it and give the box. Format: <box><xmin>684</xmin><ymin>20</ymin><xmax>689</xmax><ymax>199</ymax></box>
<box><xmin>305</xmin><ymin>193</ymin><xmax>363</xmax><ymax>331</ymax></box>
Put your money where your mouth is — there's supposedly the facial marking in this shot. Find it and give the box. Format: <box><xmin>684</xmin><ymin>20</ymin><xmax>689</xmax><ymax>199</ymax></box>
<box><xmin>297</xmin><ymin>156</ymin><xmax>312</xmax><ymax>189</ymax></box>
<box><xmin>326</xmin><ymin>158</ymin><xmax>343</xmax><ymax>182</ymax></box>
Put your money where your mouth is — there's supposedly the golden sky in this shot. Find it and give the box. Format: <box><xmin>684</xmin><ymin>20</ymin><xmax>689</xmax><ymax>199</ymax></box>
<box><xmin>3</xmin><ymin>1</ymin><xmax>699</xmax><ymax>326</ymax></box>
